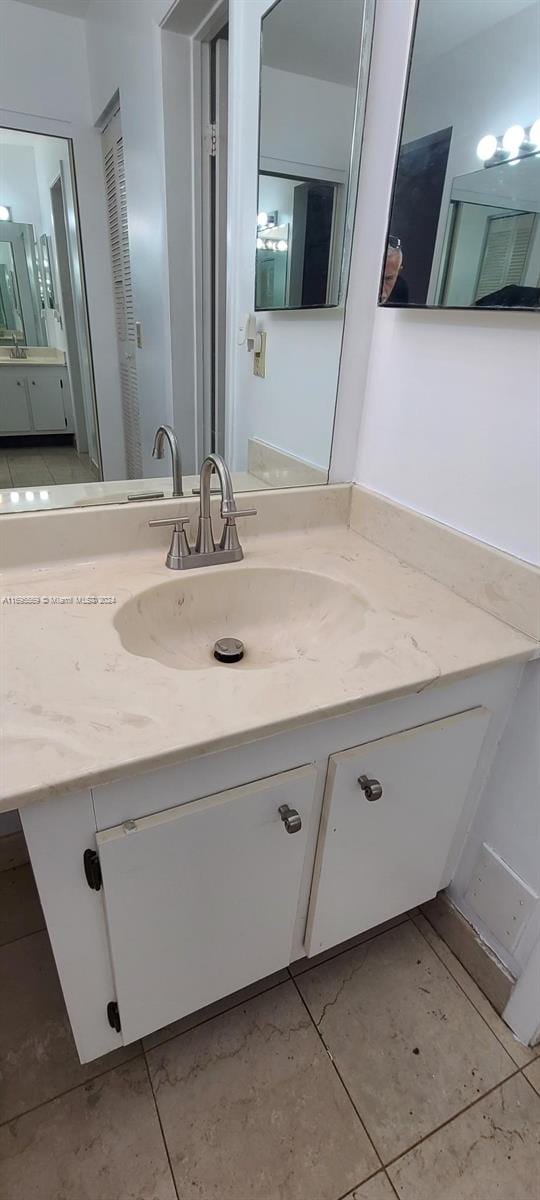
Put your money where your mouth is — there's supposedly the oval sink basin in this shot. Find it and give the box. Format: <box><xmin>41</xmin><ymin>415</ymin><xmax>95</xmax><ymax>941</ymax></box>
<box><xmin>114</xmin><ymin>566</ymin><xmax>367</xmax><ymax>670</ymax></box>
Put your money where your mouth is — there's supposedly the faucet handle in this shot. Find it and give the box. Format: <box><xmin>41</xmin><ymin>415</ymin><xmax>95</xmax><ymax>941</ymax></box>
<box><xmin>221</xmin><ymin>502</ymin><xmax>257</xmax><ymax>519</ymax></box>
<box><xmin>148</xmin><ymin>516</ymin><xmax>191</xmax><ymax>529</ymax></box>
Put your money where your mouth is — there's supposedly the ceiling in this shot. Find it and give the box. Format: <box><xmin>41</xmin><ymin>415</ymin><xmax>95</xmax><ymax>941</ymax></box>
<box><xmin>261</xmin><ymin>0</ymin><xmax>364</xmax><ymax>88</ymax></box>
<box><xmin>413</xmin><ymin>0</ymin><xmax>539</xmax><ymax>68</ymax></box>
<box><xmin>11</xmin><ymin>0</ymin><xmax>90</xmax><ymax>17</ymax></box>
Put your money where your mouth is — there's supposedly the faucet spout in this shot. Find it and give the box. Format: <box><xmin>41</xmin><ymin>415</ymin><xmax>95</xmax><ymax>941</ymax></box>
<box><xmin>152</xmin><ymin>424</ymin><xmax>183</xmax><ymax>497</ymax></box>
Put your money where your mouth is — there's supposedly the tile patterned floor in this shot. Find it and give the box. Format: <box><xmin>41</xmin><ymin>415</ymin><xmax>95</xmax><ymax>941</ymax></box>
<box><xmin>0</xmin><ymin>444</ymin><xmax>98</xmax><ymax>489</ymax></box>
<box><xmin>0</xmin><ymin>862</ymin><xmax>538</xmax><ymax>1200</ymax></box>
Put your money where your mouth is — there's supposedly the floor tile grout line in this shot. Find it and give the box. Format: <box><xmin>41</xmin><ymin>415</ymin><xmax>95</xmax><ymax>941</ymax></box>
<box><xmin>0</xmin><ymin>1046</ymin><xmax>143</xmax><ymax>1131</ymax></box>
<box><xmin>142</xmin><ymin>1050</ymin><xmax>181</xmax><ymax>1200</ymax></box>
<box><xmin>0</xmin><ymin>924</ymin><xmax>46</xmax><ymax>950</ymax></box>
<box><xmin>289</xmin><ymin>972</ymin><xmax>384</xmax><ymax>1178</ymax></box>
<box><xmin>335</xmin><ymin>1166</ymin><xmax>389</xmax><ymax>1200</ymax></box>
<box><xmin>382</xmin><ymin>1065</ymin><xmax>522</xmax><ymax>1172</ymax></box>
<box><xmin>289</xmin><ymin>914</ymin><xmax>409</xmax><ymax>979</ymax></box>
<box><xmin>412</xmin><ymin>912</ymin><xmax>528</xmax><ymax>1068</ymax></box>
<box><xmin>291</xmin><ymin>943</ymin><xmax>522</xmax><ymax>1174</ymax></box>
<box><xmin>141</xmin><ymin>975</ymin><xmax>289</xmax><ymax>1055</ymax></box>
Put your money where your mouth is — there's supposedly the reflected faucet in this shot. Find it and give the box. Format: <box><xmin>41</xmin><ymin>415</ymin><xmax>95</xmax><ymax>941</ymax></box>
<box><xmin>152</xmin><ymin>424</ymin><xmax>183</xmax><ymax>497</ymax></box>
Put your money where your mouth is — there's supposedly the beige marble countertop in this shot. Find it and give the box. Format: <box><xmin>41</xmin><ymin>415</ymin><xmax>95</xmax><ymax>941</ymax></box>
<box><xmin>1</xmin><ymin>524</ymin><xmax>536</xmax><ymax>810</ymax></box>
<box><xmin>0</xmin><ymin>349</ymin><xmax>66</xmax><ymax>367</ymax></box>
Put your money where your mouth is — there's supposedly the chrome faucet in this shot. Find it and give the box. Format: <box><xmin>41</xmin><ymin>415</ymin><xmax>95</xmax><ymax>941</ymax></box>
<box><xmin>152</xmin><ymin>424</ymin><xmax>183</xmax><ymax>497</ymax></box>
<box><xmin>149</xmin><ymin>452</ymin><xmax>256</xmax><ymax>570</ymax></box>
<box><xmin>9</xmin><ymin>333</ymin><xmax>26</xmax><ymax>360</ymax></box>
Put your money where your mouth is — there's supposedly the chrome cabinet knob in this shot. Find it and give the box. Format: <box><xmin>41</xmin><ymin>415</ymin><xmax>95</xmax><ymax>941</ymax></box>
<box><xmin>358</xmin><ymin>774</ymin><xmax>383</xmax><ymax>802</ymax></box>
<box><xmin>279</xmin><ymin>803</ymin><xmax>302</xmax><ymax>834</ymax></box>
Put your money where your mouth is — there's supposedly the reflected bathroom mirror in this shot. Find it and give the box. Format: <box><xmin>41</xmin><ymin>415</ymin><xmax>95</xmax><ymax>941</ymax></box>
<box><xmin>256</xmin><ymin>0</ymin><xmax>368</xmax><ymax>310</ymax></box>
<box><xmin>379</xmin><ymin>0</ymin><xmax>540</xmax><ymax>310</ymax></box>
<box><xmin>0</xmin><ymin>0</ymin><xmax>375</xmax><ymax>516</ymax></box>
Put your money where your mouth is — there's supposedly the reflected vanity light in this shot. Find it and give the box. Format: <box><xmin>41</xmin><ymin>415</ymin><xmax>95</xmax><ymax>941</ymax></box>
<box><xmin>25</xmin><ymin>491</ymin><xmax>35</xmax><ymax>502</ymax></box>
<box><xmin>0</xmin><ymin>204</ymin><xmax>12</xmax><ymax>221</ymax></box>
<box><xmin>477</xmin><ymin>120</ymin><xmax>540</xmax><ymax>166</ymax></box>
<box><xmin>39</xmin><ymin>490</ymin><xmax>49</xmax><ymax>501</ymax></box>
<box><xmin>10</xmin><ymin>491</ymin><xmax>20</xmax><ymax>503</ymax></box>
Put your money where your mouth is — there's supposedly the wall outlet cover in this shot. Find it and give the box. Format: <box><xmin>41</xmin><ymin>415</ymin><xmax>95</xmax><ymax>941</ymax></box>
<box><xmin>464</xmin><ymin>843</ymin><xmax>538</xmax><ymax>954</ymax></box>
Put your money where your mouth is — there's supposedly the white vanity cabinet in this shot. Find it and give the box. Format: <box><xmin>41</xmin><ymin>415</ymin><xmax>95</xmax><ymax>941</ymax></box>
<box><xmin>0</xmin><ymin>372</ymin><xmax>33</xmax><ymax>432</ymax></box>
<box><xmin>21</xmin><ymin>666</ymin><xmax>517</xmax><ymax>1064</ymax></box>
<box><xmin>96</xmin><ymin>766</ymin><xmax>317</xmax><ymax>1043</ymax></box>
<box><xmin>0</xmin><ymin>365</ymin><xmax>72</xmax><ymax>434</ymax></box>
<box><xmin>306</xmin><ymin>708</ymin><xmax>490</xmax><ymax>955</ymax></box>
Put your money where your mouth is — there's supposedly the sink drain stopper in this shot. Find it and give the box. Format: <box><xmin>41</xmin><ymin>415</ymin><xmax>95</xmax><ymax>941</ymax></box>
<box><xmin>213</xmin><ymin>637</ymin><xmax>245</xmax><ymax>663</ymax></box>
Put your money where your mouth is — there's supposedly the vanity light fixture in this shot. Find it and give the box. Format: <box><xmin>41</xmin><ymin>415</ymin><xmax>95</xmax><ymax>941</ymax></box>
<box><xmin>502</xmin><ymin>124</ymin><xmax>525</xmax><ymax>155</ymax></box>
<box><xmin>0</xmin><ymin>204</ymin><xmax>12</xmax><ymax>221</ymax></box>
<box><xmin>477</xmin><ymin>120</ymin><xmax>540</xmax><ymax>166</ymax></box>
<box><xmin>476</xmin><ymin>134</ymin><xmax>497</xmax><ymax>161</ymax></box>
<box><xmin>526</xmin><ymin>117</ymin><xmax>540</xmax><ymax>149</ymax></box>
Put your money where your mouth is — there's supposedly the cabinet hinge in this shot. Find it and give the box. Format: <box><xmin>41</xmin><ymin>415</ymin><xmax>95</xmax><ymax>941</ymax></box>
<box><xmin>83</xmin><ymin>848</ymin><xmax>102</xmax><ymax>890</ymax></box>
<box><xmin>107</xmin><ymin>1001</ymin><xmax>121</xmax><ymax>1033</ymax></box>
<box><xmin>205</xmin><ymin>122</ymin><xmax>217</xmax><ymax>157</ymax></box>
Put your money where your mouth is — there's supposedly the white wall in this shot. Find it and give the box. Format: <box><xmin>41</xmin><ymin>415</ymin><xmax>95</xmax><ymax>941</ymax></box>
<box><xmin>332</xmin><ymin>0</ymin><xmax>540</xmax><ymax>566</ymax></box>
<box><xmin>334</xmin><ymin>0</ymin><xmax>540</xmax><ymax>994</ymax></box>
<box><xmin>227</xmin><ymin>0</ymin><xmax>348</xmax><ymax>472</ymax></box>
<box><xmin>0</xmin><ymin>0</ymin><xmax>124</xmax><ymax>479</ymax></box>
<box><xmin>260</xmin><ymin>66</ymin><xmax>355</xmax><ymax>172</ymax></box>
<box><xmin>0</xmin><ymin>142</ymin><xmax>41</xmax><ymax>229</ymax></box>
<box><xmin>450</xmin><ymin>662</ymin><xmax>540</xmax><ymax>978</ymax></box>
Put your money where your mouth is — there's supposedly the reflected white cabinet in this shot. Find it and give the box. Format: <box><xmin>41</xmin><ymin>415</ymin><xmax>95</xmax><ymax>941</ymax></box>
<box><xmin>27</xmin><ymin>369</ymin><xmax>70</xmax><ymax>432</ymax></box>
<box><xmin>306</xmin><ymin>708</ymin><xmax>490</xmax><ymax>955</ymax></box>
<box><xmin>96</xmin><ymin>765</ymin><xmax>317</xmax><ymax>1043</ymax></box>
<box><xmin>0</xmin><ymin>365</ymin><xmax>72</xmax><ymax>434</ymax></box>
<box><xmin>0</xmin><ymin>372</ymin><xmax>32</xmax><ymax>432</ymax></box>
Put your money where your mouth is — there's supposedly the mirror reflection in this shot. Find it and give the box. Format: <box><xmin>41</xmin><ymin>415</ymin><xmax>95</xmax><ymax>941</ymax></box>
<box><xmin>256</xmin><ymin>0</ymin><xmax>366</xmax><ymax>310</ymax></box>
<box><xmin>0</xmin><ymin>0</ymin><xmax>374</xmax><ymax>515</ymax></box>
<box><xmin>380</xmin><ymin>0</ymin><xmax>540</xmax><ymax>310</ymax></box>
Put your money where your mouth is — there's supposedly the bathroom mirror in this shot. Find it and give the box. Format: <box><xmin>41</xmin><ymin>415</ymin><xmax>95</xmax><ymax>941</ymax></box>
<box><xmin>0</xmin><ymin>0</ymin><xmax>374</xmax><ymax>514</ymax></box>
<box><xmin>380</xmin><ymin>0</ymin><xmax>540</xmax><ymax>310</ymax></box>
<box><xmin>255</xmin><ymin>0</ymin><xmax>368</xmax><ymax>311</ymax></box>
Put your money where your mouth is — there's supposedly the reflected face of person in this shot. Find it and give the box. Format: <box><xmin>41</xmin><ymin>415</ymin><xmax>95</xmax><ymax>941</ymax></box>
<box><xmin>381</xmin><ymin>247</ymin><xmax>402</xmax><ymax>302</ymax></box>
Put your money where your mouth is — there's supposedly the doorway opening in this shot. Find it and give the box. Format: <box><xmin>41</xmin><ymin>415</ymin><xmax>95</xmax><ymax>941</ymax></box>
<box><xmin>0</xmin><ymin>127</ymin><xmax>100</xmax><ymax>497</ymax></box>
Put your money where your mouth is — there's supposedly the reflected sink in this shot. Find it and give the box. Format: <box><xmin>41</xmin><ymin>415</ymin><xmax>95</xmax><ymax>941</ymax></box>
<box><xmin>114</xmin><ymin>566</ymin><xmax>367</xmax><ymax>670</ymax></box>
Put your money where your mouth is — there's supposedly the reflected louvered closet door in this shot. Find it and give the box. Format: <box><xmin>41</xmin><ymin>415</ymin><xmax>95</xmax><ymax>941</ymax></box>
<box><xmin>102</xmin><ymin>109</ymin><xmax>142</xmax><ymax>477</ymax></box>
<box><xmin>475</xmin><ymin>211</ymin><xmax>536</xmax><ymax>301</ymax></box>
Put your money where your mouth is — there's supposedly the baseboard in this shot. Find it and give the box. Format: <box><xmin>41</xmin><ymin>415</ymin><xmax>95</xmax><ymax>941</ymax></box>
<box><xmin>421</xmin><ymin>892</ymin><xmax>515</xmax><ymax>1015</ymax></box>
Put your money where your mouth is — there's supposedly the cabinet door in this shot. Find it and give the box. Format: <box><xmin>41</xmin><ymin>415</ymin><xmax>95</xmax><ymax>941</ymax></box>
<box><xmin>97</xmin><ymin>765</ymin><xmax>316</xmax><ymax>1043</ymax></box>
<box><xmin>306</xmin><ymin>709</ymin><xmax>490</xmax><ymax>956</ymax></box>
<box><xmin>28</xmin><ymin>369</ymin><xmax>67</xmax><ymax>431</ymax></box>
<box><xmin>0</xmin><ymin>372</ymin><xmax>32</xmax><ymax>432</ymax></box>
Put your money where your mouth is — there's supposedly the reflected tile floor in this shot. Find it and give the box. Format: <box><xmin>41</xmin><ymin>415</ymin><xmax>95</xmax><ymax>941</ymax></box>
<box><xmin>1</xmin><ymin>860</ymin><xmax>539</xmax><ymax>1200</ymax></box>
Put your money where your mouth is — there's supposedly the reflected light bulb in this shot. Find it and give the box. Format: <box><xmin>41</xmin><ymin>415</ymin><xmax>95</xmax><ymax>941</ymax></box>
<box><xmin>10</xmin><ymin>491</ymin><xmax>20</xmax><ymax>503</ymax></box>
<box><xmin>476</xmin><ymin>134</ymin><xmax>497</xmax><ymax>161</ymax></box>
<box><xmin>502</xmin><ymin>124</ymin><xmax>525</xmax><ymax>155</ymax></box>
<box><xmin>256</xmin><ymin>237</ymin><xmax>264</xmax><ymax>249</ymax></box>
<box><xmin>257</xmin><ymin>211</ymin><xmax>268</xmax><ymax>228</ymax></box>
<box><xmin>529</xmin><ymin>118</ymin><xmax>540</xmax><ymax>148</ymax></box>
<box><xmin>0</xmin><ymin>205</ymin><xmax>11</xmax><ymax>221</ymax></box>
<box><xmin>276</xmin><ymin>240</ymin><xmax>288</xmax><ymax>252</ymax></box>
<box><xmin>25</xmin><ymin>491</ymin><xmax>35</xmax><ymax>502</ymax></box>
<box><xmin>39</xmin><ymin>490</ymin><xmax>49</xmax><ymax>501</ymax></box>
